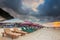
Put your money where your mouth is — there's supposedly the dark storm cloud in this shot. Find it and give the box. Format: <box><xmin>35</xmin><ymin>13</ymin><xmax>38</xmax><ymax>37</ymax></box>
<box><xmin>37</xmin><ymin>0</ymin><xmax>60</xmax><ymax>17</ymax></box>
<box><xmin>3</xmin><ymin>0</ymin><xmax>30</xmax><ymax>15</ymax></box>
<box><xmin>0</xmin><ymin>0</ymin><xmax>60</xmax><ymax>22</ymax></box>
<box><xmin>0</xmin><ymin>0</ymin><xmax>5</xmax><ymax>7</ymax></box>
<box><xmin>3</xmin><ymin>0</ymin><xmax>22</xmax><ymax>10</ymax></box>
<box><xmin>29</xmin><ymin>0</ymin><xmax>60</xmax><ymax>22</ymax></box>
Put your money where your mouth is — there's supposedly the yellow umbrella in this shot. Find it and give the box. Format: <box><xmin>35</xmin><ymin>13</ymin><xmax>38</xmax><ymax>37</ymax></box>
<box><xmin>53</xmin><ymin>22</ymin><xmax>60</xmax><ymax>27</ymax></box>
<box><xmin>42</xmin><ymin>21</ymin><xmax>60</xmax><ymax>27</ymax></box>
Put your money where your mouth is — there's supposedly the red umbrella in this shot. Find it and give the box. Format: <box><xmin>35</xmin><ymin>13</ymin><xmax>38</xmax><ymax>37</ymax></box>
<box><xmin>31</xmin><ymin>23</ymin><xmax>44</xmax><ymax>28</ymax></box>
<box><xmin>31</xmin><ymin>23</ymin><xmax>39</xmax><ymax>26</ymax></box>
<box><xmin>20</xmin><ymin>21</ymin><xmax>33</xmax><ymax>26</ymax></box>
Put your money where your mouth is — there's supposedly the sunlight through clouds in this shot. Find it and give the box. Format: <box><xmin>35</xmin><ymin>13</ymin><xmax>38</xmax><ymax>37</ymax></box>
<box><xmin>22</xmin><ymin>0</ymin><xmax>44</xmax><ymax>12</ymax></box>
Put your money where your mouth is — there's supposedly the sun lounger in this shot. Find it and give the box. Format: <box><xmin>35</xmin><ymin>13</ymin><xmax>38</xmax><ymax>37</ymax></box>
<box><xmin>13</xmin><ymin>28</ymin><xmax>28</xmax><ymax>36</ymax></box>
<box><xmin>0</xmin><ymin>37</ymin><xmax>7</xmax><ymax>40</ymax></box>
<box><xmin>2</xmin><ymin>28</ymin><xmax>21</xmax><ymax>40</ymax></box>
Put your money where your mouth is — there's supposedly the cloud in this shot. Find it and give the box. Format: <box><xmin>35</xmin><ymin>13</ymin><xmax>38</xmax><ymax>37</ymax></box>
<box><xmin>37</xmin><ymin>0</ymin><xmax>60</xmax><ymax>17</ymax></box>
<box><xmin>26</xmin><ymin>0</ymin><xmax>60</xmax><ymax>22</ymax></box>
<box><xmin>1</xmin><ymin>0</ymin><xmax>60</xmax><ymax>22</ymax></box>
<box><xmin>3</xmin><ymin>0</ymin><xmax>22</xmax><ymax>11</ymax></box>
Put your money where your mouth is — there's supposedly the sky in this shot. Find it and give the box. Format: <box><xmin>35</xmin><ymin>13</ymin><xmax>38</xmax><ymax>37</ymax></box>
<box><xmin>22</xmin><ymin>0</ymin><xmax>44</xmax><ymax>11</ymax></box>
<box><xmin>21</xmin><ymin>0</ymin><xmax>60</xmax><ymax>17</ymax></box>
<box><xmin>0</xmin><ymin>0</ymin><xmax>60</xmax><ymax>22</ymax></box>
<box><xmin>22</xmin><ymin>0</ymin><xmax>60</xmax><ymax>22</ymax></box>
<box><xmin>38</xmin><ymin>0</ymin><xmax>60</xmax><ymax>16</ymax></box>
